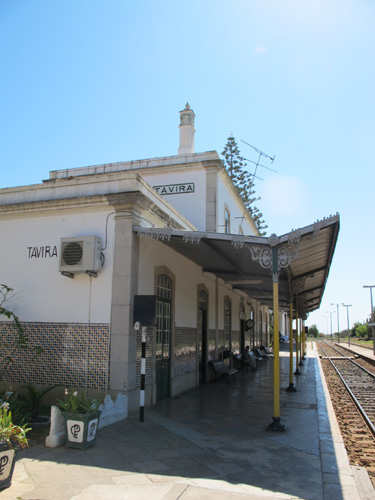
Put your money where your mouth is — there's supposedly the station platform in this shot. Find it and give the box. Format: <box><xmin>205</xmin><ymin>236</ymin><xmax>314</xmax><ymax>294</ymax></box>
<box><xmin>4</xmin><ymin>342</ymin><xmax>375</xmax><ymax>500</ymax></box>
<box><xmin>338</xmin><ymin>341</ymin><xmax>375</xmax><ymax>362</ymax></box>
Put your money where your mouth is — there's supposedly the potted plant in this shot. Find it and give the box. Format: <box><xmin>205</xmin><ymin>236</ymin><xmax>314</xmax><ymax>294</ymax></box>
<box><xmin>0</xmin><ymin>402</ymin><xmax>30</xmax><ymax>491</ymax></box>
<box><xmin>57</xmin><ymin>390</ymin><xmax>101</xmax><ymax>450</ymax></box>
<box><xmin>21</xmin><ymin>382</ymin><xmax>60</xmax><ymax>425</ymax></box>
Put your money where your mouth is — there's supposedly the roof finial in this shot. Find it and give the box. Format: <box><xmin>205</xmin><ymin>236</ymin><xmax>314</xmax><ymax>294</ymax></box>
<box><xmin>178</xmin><ymin>104</ymin><xmax>196</xmax><ymax>155</ymax></box>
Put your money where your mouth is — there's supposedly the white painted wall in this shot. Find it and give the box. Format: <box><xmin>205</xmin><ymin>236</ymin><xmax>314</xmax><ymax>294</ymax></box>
<box><xmin>141</xmin><ymin>169</ymin><xmax>206</xmax><ymax>231</ymax></box>
<box><xmin>138</xmin><ymin>238</ymin><xmax>207</xmax><ymax>327</ymax></box>
<box><xmin>138</xmin><ymin>238</ymin><xmax>249</xmax><ymax>331</ymax></box>
<box><xmin>0</xmin><ymin>209</ymin><xmax>115</xmax><ymax>323</ymax></box>
<box><xmin>217</xmin><ymin>174</ymin><xmax>257</xmax><ymax>236</ymax></box>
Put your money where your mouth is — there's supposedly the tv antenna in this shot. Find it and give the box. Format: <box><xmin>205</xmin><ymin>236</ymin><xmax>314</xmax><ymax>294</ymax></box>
<box><xmin>241</xmin><ymin>140</ymin><xmax>277</xmax><ymax>182</ymax></box>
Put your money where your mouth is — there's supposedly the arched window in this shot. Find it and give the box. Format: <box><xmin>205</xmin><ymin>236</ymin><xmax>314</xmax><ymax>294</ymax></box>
<box><xmin>156</xmin><ymin>275</ymin><xmax>172</xmax><ymax>400</ymax></box>
<box><xmin>199</xmin><ymin>290</ymin><xmax>208</xmax><ymax>310</ymax></box>
<box><xmin>157</xmin><ymin>275</ymin><xmax>172</xmax><ymax>300</ymax></box>
<box><xmin>198</xmin><ymin>290</ymin><xmax>208</xmax><ymax>382</ymax></box>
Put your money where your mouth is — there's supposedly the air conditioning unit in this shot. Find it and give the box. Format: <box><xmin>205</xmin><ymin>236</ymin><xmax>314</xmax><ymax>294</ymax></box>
<box><xmin>59</xmin><ymin>236</ymin><xmax>103</xmax><ymax>275</ymax></box>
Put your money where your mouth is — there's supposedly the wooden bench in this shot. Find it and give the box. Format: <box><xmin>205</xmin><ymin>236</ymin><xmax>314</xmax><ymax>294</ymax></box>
<box><xmin>210</xmin><ymin>360</ymin><xmax>238</xmax><ymax>381</ymax></box>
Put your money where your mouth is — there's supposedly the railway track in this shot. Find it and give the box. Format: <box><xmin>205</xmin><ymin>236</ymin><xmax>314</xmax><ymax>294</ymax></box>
<box><xmin>319</xmin><ymin>340</ymin><xmax>375</xmax><ymax>435</ymax></box>
<box><xmin>316</xmin><ymin>340</ymin><xmax>375</xmax><ymax>485</ymax></box>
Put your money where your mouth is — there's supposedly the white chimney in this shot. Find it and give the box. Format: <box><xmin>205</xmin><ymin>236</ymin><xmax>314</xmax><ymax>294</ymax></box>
<box><xmin>178</xmin><ymin>103</ymin><xmax>195</xmax><ymax>155</ymax></box>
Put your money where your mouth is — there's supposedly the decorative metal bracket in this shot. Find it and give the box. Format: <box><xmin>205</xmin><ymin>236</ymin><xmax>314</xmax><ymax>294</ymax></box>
<box><xmin>288</xmin><ymin>228</ymin><xmax>301</xmax><ymax>246</ymax></box>
<box><xmin>291</xmin><ymin>277</ymin><xmax>306</xmax><ymax>296</ymax></box>
<box><xmin>136</xmin><ymin>227</ymin><xmax>173</xmax><ymax>241</ymax></box>
<box><xmin>296</xmin><ymin>293</ymin><xmax>309</xmax><ymax>319</ymax></box>
<box><xmin>313</xmin><ymin>213</ymin><xmax>339</xmax><ymax>236</ymax></box>
<box><xmin>183</xmin><ymin>233</ymin><xmax>202</xmax><ymax>244</ymax></box>
<box><xmin>231</xmin><ymin>235</ymin><xmax>246</xmax><ymax>249</ymax></box>
<box><xmin>248</xmin><ymin>233</ymin><xmax>300</xmax><ymax>282</ymax></box>
<box><xmin>248</xmin><ymin>245</ymin><xmax>273</xmax><ymax>269</ymax></box>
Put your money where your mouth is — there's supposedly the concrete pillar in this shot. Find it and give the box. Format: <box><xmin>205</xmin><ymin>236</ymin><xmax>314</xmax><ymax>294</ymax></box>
<box><xmin>109</xmin><ymin>213</ymin><xmax>140</xmax><ymax>411</ymax></box>
<box><xmin>206</xmin><ymin>167</ymin><xmax>218</xmax><ymax>232</ymax></box>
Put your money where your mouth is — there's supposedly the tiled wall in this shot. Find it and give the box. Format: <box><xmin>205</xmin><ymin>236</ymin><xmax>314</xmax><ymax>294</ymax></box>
<box><xmin>245</xmin><ymin>330</ymin><xmax>252</xmax><ymax>348</ymax></box>
<box><xmin>0</xmin><ymin>319</ymin><xmax>265</xmax><ymax>394</ymax></box>
<box><xmin>174</xmin><ymin>327</ymin><xmax>196</xmax><ymax>376</ymax></box>
<box><xmin>0</xmin><ymin>321</ymin><xmax>110</xmax><ymax>390</ymax></box>
<box><xmin>231</xmin><ymin>330</ymin><xmax>240</xmax><ymax>354</ymax></box>
<box><xmin>208</xmin><ymin>329</ymin><xmax>216</xmax><ymax>360</ymax></box>
<box><xmin>135</xmin><ymin>328</ymin><xmax>153</xmax><ymax>387</ymax></box>
<box><xmin>217</xmin><ymin>329</ymin><xmax>225</xmax><ymax>356</ymax></box>
<box><xmin>134</xmin><ymin>326</ymin><xmax>198</xmax><ymax>387</ymax></box>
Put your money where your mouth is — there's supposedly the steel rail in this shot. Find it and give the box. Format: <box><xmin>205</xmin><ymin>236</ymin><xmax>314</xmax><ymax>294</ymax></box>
<box><xmin>321</xmin><ymin>340</ymin><xmax>375</xmax><ymax>378</ymax></box>
<box><xmin>319</xmin><ymin>341</ymin><xmax>375</xmax><ymax>438</ymax></box>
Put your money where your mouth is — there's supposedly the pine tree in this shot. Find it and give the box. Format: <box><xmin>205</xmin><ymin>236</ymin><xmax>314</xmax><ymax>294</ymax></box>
<box><xmin>221</xmin><ymin>136</ymin><xmax>245</xmax><ymax>185</ymax></box>
<box><xmin>221</xmin><ymin>135</ymin><xmax>267</xmax><ymax>235</ymax></box>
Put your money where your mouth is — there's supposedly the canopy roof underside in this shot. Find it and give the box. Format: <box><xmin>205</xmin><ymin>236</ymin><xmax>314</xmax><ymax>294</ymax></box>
<box><xmin>134</xmin><ymin>214</ymin><xmax>339</xmax><ymax>318</ymax></box>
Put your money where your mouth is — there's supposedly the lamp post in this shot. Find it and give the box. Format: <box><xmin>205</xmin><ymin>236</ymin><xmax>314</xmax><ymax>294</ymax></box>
<box><xmin>363</xmin><ymin>285</ymin><xmax>375</xmax><ymax>354</ymax></box>
<box><xmin>331</xmin><ymin>303</ymin><xmax>340</xmax><ymax>343</ymax></box>
<box><xmin>342</xmin><ymin>304</ymin><xmax>352</xmax><ymax>346</ymax></box>
<box><xmin>324</xmin><ymin>315</ymin><xmax>329</xmax><ymax>338</ymax></box>
<box><xmin>330</xmin><ymin>311</ymin><xmax>333</xmax><ymax>340</ymax></box>
<box><xmin>325</xmin><ymin>311</ymin><xmax>332</xmax><ymax>340</ymax></box>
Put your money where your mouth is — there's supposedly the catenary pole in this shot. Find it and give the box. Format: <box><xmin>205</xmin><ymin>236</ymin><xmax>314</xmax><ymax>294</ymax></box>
<box><xmin>331</xmin><ymin>303</ymin><xmax>340</xmax><ymax>342</ymax></box>
<box><xmin>342</xmin><ymin>304</ymin><xmax>352</xmax><ymax>347</ymax></box>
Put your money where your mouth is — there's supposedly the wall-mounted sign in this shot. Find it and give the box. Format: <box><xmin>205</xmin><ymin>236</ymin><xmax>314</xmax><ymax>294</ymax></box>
<box><xmin>153</xmin><ymin>183</ymin><xmax>195</xmax><ymax>195</ymax></box>
<box><xmin>28</xmin><ymin>246</ymin><xmax>58</xmax><ymax>258</ymax></box>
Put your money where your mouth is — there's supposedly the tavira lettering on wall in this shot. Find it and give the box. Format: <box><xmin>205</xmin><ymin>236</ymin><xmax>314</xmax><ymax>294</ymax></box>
<box><xmin>153</xmin><ymin>183</ymin><xmax>195</xmax><ymax>195</ymax></box>
<box><xmin>28</xmin><ymin>246</ymin><xmax>58</xmax><ymax>258</ymax></box>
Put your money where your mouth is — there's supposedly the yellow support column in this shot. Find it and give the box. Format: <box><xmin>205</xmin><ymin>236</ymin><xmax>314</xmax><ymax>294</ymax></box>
<box><xmin>286</xmin><ymin>302</ymin><xmax>296</xmax><ymax>392</ymax></box>
<box><xmin>294</xmin><ymin>310</ymin><xmax>301</xmax><ymax>375</ymax></box>
<box><xmin>273</xmin><ymin>281</ymin><xmax>280</xmax><ymax>419</ymax></box>
<box><xmin>247</xmin><ymin>233</ymin><xmax>303</xmax><ymax>430</ymax></box>
<box><xmin>267</xmin><ymin>246</ymin><xmax>286</xmax><ymax>431</ymax></box>
<box><xmin>302</xmin><ymin>319</ymin><xmax>306</xmax><ymax>359</ymax></box>
<box><xmin>299</xmin><ymin>318</ymin><xmax>304</xmax><ymax>367</ymax></box>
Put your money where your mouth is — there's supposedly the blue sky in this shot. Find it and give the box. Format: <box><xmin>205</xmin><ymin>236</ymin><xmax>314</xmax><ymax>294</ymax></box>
<box><xmin>1</xmin><ymin>0</ymin><xmax>374</xmax><ymax>334</ymax></box>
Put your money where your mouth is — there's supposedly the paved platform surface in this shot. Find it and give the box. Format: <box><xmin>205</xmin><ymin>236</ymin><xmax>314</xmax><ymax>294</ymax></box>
<box><xmin>3</xmin><ymin>342</ymin><xmax>375</xmax><ymax>500</ymax></box>
<box><xmin>338</xmin><ymin>341</ymin><xmax>375</xmax><ymax>361</ymax></box>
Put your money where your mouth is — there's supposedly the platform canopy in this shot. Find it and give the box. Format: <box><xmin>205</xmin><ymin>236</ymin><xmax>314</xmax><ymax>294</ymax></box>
<box><xmin>135</xmin><ymin>213</ymin><xmax>339</xmax><ymax>317</ymax></box>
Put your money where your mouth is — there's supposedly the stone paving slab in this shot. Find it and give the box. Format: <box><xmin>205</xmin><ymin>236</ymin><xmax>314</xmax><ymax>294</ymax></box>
<box><xmin>3</xmin><ymin>343</ymin><xmax>374</xmax><ymax>500</ymax></box>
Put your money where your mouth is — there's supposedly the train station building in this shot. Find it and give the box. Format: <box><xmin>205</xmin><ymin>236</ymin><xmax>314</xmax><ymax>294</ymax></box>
<box><xmin>0</xmin><ymin>104</ymin><xmax>339</xmax><ymax>422</ymax></box>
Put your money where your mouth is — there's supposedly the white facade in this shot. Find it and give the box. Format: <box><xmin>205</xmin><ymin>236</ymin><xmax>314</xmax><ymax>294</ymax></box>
<box><xmin>0</xmin><ymin>209</ymin><xmax>114</xmax><ymax>323</ymax></box>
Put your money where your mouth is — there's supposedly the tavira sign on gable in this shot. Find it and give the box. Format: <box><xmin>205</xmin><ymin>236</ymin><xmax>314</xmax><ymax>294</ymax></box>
<box><xmin>153</xmin><ymin>183</ymin><xmax>195</xmax><ymax>195</ymax></box>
